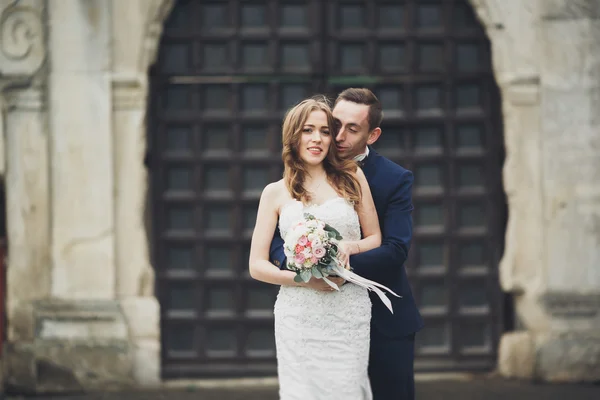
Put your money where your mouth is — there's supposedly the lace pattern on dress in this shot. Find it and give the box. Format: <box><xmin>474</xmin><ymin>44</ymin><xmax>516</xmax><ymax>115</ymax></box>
<box><xmin>274</xmin><ymin>196</ymin><xmax>372</xmax><ymax>400</ymax></box>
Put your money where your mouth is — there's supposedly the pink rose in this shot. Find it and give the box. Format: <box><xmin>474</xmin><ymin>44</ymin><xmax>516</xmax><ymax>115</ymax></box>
<box><xmin>311</xmin><ymin>256</ymin><xmax>318</xmax><ymax>264</ymax></box>
<box><xmin>294</xmin><ymin>253</ymin><xmax>306</xmax><ymax>264</ymax></box>
<box><xmin>298</xmin><ymin>235</ymin><xmax>308</xmax><ymax>246</ymax></box>
<box><xmin>313</xmin><ymin>246</ymin><xmax>326</xmax><ymax>259</ymax></box>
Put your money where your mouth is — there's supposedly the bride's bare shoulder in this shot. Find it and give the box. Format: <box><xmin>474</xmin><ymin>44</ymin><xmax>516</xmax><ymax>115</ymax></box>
<box><xmin>262</xmin><ymin>179</ymin><xmax>285</xmax><ymax>193</ymax></box>
<box><xmin>261</xmin><ymin>179</ymin><xmax>287</xmax><ymax>202</ymax></box>
<box><xmin>262</xmin><ymin>180</ymin><xmax>294</xmax><ymax>215</ymax></box>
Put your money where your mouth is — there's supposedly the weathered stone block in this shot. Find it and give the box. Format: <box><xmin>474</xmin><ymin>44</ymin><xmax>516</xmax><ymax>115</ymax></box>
<box><xmin>541</xmin><ymin>20</ymin><xmax>600</xmax><ymax>90</ymax></box>
<box><xmin>7</xmin><ymin>301</ymin><xmax>35</xmax><ymax>342</ymax></box>
<box><xmin>34</xmin><ymin>300</ymin><xmax>128</xmax><ymax>341</ymax></box>
<box><xmin>536</xmin><ymin>331</ymin><xmax>600</xmax><ymax>382</ymax></box>
<box><xmin>498</xmin><ymin>331</ymin><xmax>535</xmax><ymax>379</ymax></box>
<box><xmin>541</xmin><ymin>292</ymin><xmax>600</xmax><ymax>318</ymax></box>
<box><xmin>34</xmin><ymin>340</ymin><xmax>134</xmax><ymax>392</ymax></box>
<box><xmin>540</xmin><ymin>0</ymin><xmax>600</xmax><ymax>20</ymax></box>
<box><xmin>121</xmin><ymin>297</ymin><xmax>160</xmax><ymax>339</ymax></box>
<box><xmin>133</xmin><ymin>339</ymin><xmax>160</xmax><ymax>387</ymax></box>
<box><xmin>2</xmin><ymin>342</ymin><xmax>37</xmax><ymax>393</ymax></box>
<box><xmin>2</xmin><ymin>299</ymin><xmax>135</xmax><ymax>394</ymax></box>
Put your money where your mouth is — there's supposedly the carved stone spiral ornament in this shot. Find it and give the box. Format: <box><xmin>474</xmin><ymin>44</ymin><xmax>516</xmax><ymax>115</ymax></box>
<box><xmin>0</xmin><ymin>1</ymin><xmax>45</xmax><ymax>77</ymax></box>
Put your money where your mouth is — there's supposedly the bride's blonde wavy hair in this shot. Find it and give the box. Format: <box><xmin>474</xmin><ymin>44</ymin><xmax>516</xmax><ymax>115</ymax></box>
<box><xmin>281</xmin><ymin>96</ymin><xmax>361</xmax><ymax>206</ymax></box>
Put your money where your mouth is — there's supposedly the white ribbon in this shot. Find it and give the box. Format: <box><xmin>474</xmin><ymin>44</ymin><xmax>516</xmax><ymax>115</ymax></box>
<box><xmin>323</xmin><ymin>264</ymin><xmax>401</xmax><ymax>314</ymax></box>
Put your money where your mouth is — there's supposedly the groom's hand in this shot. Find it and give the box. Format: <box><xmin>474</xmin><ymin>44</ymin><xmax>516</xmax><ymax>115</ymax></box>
<box><xmin>301</xmin><ymin>277</ymin><xmax>346</xmax><ymax>292</ymax></box>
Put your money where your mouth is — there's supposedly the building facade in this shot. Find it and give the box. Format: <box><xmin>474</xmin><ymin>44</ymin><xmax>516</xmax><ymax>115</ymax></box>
<box><xmin>0</xmin><ymin>0</ymin><xmax>599</xmax><ymax>393</ymax></box>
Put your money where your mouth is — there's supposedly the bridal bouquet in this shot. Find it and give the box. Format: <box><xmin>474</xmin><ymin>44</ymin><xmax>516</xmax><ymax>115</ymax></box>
<box><xmin>283</xmin><ymin>213</ymin><xmax>401</xmax><ymax>313</ymax></box>
<box><xmin>283</xmin><ymin>213</ymin><xmax>344</xmax><ymax>284</ymax></box>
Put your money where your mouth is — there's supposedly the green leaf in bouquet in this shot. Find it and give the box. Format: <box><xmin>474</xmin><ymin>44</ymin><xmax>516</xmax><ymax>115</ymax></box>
<box><xmin>300</xmin><ymin>269</ymin><xmax>312</xmax><ymax>282</ymax></box>
<box><xmin>293</xmin><ymin>274</ymin><xmax>304</xmax><ymax>283</ymax></box>
<box><xmin>312</xmin><ymin>266</ymin><xmax>324</xmax><ymax>278</ymax></box>
<box><xmin>323</xmin><ymin>224</ymin><xmax>343</xmax><ymax>239</ymax></box>
<box><xmin>303</xmin><ymin>213</ymin><xmax>316</xmax><ymax>220</ymax></box>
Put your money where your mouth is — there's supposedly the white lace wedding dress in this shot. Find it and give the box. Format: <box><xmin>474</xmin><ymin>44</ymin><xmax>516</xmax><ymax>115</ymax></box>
<box><xmin>275</xmin><ymin>197</ymin><xmax>372</xmax><ymax>400</ymax></box>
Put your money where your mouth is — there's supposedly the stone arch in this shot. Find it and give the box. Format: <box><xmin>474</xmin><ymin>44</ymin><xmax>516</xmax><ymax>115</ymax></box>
<box><xmin>146</xmin><ymin>0</ymin><xmax>512</xmax><ymax>377</ymax></box>
<box><xmin>467</xmin><ymin>0</ymin><xmax>545</xmax><ymax>378</ymax></box>
<box><xmin>468</xmin><ymin>0</ymin><xmax>543</xmax><ymax>298</ymax></box>
<box><xmin>139</xmin><ymin>0</ymin><xmax>176</xmax><ymax>74</ymax></box>
<box><xmin>139</xmin><ymin>0</ymin><xmax>600</xmax><ymax>384</ymax></box>
<box><xmin>469</xmin><ymin>0</ymin><xmax>600</xmax><ymax>382</ymax></box>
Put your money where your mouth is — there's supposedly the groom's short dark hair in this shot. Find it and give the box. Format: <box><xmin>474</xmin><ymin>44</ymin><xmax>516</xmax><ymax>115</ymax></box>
<box><xmin>335</xmin><ymin>88</ymin><xmax>383</xmax><ymax>131</ymax></box>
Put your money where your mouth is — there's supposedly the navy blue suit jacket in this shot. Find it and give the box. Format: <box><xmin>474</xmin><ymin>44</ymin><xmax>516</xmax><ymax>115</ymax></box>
<box><xmin>270</xmin><ymin>148</ymin><xmax>423</xmax><ymax>338</ymax></box>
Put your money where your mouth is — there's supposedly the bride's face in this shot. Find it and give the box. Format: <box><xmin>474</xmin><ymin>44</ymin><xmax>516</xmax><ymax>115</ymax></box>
<box><xmin>297</xmin><ymin>110</ymin><xmax>332</xmax><ymax>166</ymax></box>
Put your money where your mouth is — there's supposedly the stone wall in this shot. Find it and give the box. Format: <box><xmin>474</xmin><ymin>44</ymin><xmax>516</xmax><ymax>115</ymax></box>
<box><xmin>0</xmin><ymin>0</ymin><xmax>598</xmax><ymax>393</ymax></box>
<box><xmin>470</xmin><ymin>0</ymin><xmax>600</xmax><ymax>382</ymax></box>
<box><xmin>0</xmin><ymin>0</ymin><xmax>174</xmax><ymax>393</ymax></box>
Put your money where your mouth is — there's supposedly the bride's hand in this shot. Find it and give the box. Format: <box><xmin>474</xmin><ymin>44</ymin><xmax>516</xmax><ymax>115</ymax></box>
<box><xmin>301</xmin><ymin>276</ymin><xmax>345</xmax><ymax>291</ymax></box>
<box><xmin>337</xmin><ymin>241</ymin><xmax>357</xmax><ymax>269</ymax></box>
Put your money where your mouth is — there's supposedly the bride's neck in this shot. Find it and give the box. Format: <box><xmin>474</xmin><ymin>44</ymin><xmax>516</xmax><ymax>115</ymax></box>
<box><xmin>305</xmin><ymin>164</ymin><xmax>327</xmax><ymax>183</ymax></box>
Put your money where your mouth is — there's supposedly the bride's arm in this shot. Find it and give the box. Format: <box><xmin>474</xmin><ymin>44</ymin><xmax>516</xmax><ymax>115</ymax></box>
<box><xmin>249</xmin><ymin>183</ymin><xmax>344</xmax><ymax>291</ymax></box>
<box><xmin>249</xmin><ymin>183</ymin><xmax>301</xmax><ymax>286</ymax></box>
<box><xmin>340</xmin><ymin>168</ymin><xmax>382</xmax><ymax>261</ymax></box>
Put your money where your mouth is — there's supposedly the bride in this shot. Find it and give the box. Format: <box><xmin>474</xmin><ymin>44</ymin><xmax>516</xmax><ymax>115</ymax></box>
<box><xmin>248</xmin><ymin>96</ymin><xmax>382</xmax><ymax>399</ymax></box>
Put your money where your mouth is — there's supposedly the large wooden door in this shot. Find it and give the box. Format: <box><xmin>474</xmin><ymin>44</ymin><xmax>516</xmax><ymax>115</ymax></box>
<box><xmin>149</xmin><ymin>0</ymin><xmax>506</xmax><ymax>378</ymax></box>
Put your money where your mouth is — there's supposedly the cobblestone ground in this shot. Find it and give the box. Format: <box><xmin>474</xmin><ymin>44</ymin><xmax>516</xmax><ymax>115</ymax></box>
<box><xmin>4</xmin><ymin>377</ymin><xmax>600</xmax><ymax>400</ymax></box>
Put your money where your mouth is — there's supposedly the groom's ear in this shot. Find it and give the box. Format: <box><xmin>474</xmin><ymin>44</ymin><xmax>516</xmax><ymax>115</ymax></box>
<box><xmin>367</xmin><ymin>127</ymin><xmax>382</xmax><ymax>145</ymax></box>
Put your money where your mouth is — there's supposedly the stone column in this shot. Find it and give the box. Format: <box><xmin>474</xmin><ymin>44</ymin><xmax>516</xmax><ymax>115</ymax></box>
<box><xmin>112</xmin><ymin>77</ymin><xmax>161</xmax><ymax>386</ymax></box>
<box><xmin>534</xmin><ymin>0</ymin><xmax>600</xmax><ymax>382</ymax></box>
<box><xmin>3</xmin><ymin>86</ymin><xmax>51</xmax><ymax>339</ymax></box>
<box><xmin>495</xmin><ymin>82</ymin><xmax>546</xmax><ymax>380</ymax></box>
<box><xmin>471</xmin><ymin>0</ymin><xmax>600</xmax><ymax>382</ymax></box>
<box><xmin>0</xmin><ymin>98</ymin><xmax>5</xmax><ymax>175</ymax></box>
<box><xmin>2</xmin><ymin>87</ymin><xmax>52</xmax><ymax>390</ymax></box>
<box><xmin>110</xmin><ymin>0</ymin><xmax>174</xmax><ymax>387</ymax></box>
<box><xmin>0</xmin><ymin>0</ymin><xmax>50</xmax><ymax>392</ymax></box>
<box><xmin>48</xmin><ymin>0</ymin><xmax>115</xmax><ymax>299</ymax></box>
<box><xmin>2</xmin><ymin>0</ymin><xmax>134</xmax><ymax>393</ymax></box>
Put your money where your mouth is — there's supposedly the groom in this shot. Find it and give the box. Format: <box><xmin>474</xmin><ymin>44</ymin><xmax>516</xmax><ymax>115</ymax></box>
<box><xmin>270</xmin><ymin>88</ymin><xmax>423</xmax><ymax>399</ymax></box>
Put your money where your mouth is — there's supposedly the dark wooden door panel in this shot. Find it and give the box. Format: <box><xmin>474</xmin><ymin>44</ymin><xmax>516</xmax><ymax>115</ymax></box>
<box><xmin>150</xmin><ymin>0</ymin><xmax>505</xmax><ymax>378</ymax></box>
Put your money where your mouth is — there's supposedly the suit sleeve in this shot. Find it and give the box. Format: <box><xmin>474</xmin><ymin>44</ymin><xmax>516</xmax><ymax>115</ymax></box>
<box><xmin>349</xmin><ymin>170</ymin><xmax>414</xmax><ymax>284</ymax></box>
<box><xmin>269</xmin><ymin>223</ymin><xmax>287</xmax><ymax>270</ymax></box>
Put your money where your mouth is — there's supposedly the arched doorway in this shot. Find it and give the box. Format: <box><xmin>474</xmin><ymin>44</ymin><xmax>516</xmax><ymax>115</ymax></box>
<box><xmin>148</xmin><ymin>0</ymin><xmax>506</xmax><ymax>378</ymax></box>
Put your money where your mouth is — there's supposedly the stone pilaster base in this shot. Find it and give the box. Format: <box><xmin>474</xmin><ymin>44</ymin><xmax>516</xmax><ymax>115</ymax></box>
<box><xmin>499</xmin><ymin>330</ymin><xmax>600</xmax><ymax>382</ymax></box>
<box><xmin>120</xmin><ymin>297</ymin><xmax>161</xmax><ymax>387</ymax></box>
<box><xmin>498</xmin><ymin>331</ymin><xmax>535</xmax><ymax>379</ymax></box>
<box><xmin>535</xmin><ymin>331</ymin><xmax>600</xmax><ymax>382</ymax></box>
<box><xmin>2</xmin><ymin>300</ymin><xmax>135</xmax><ymax>394</ymax></box>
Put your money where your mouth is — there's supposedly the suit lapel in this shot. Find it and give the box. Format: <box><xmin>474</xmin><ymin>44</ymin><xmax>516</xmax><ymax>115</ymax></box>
<box><xmin>361</xmin><ymin>146</ymin><xmax>378</xmax><ymax>181</ymax></box>
<box><xmin>361</xmin><ymin>147</ymin><xmax>387</xmax><ymax>214</ymax></box>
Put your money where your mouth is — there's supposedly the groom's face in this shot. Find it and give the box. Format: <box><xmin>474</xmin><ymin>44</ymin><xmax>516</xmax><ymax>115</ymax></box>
<box><xmin>332</xmin><ymin>100</ymin><xmax>380</xmax><ymax>160</ymax></box>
